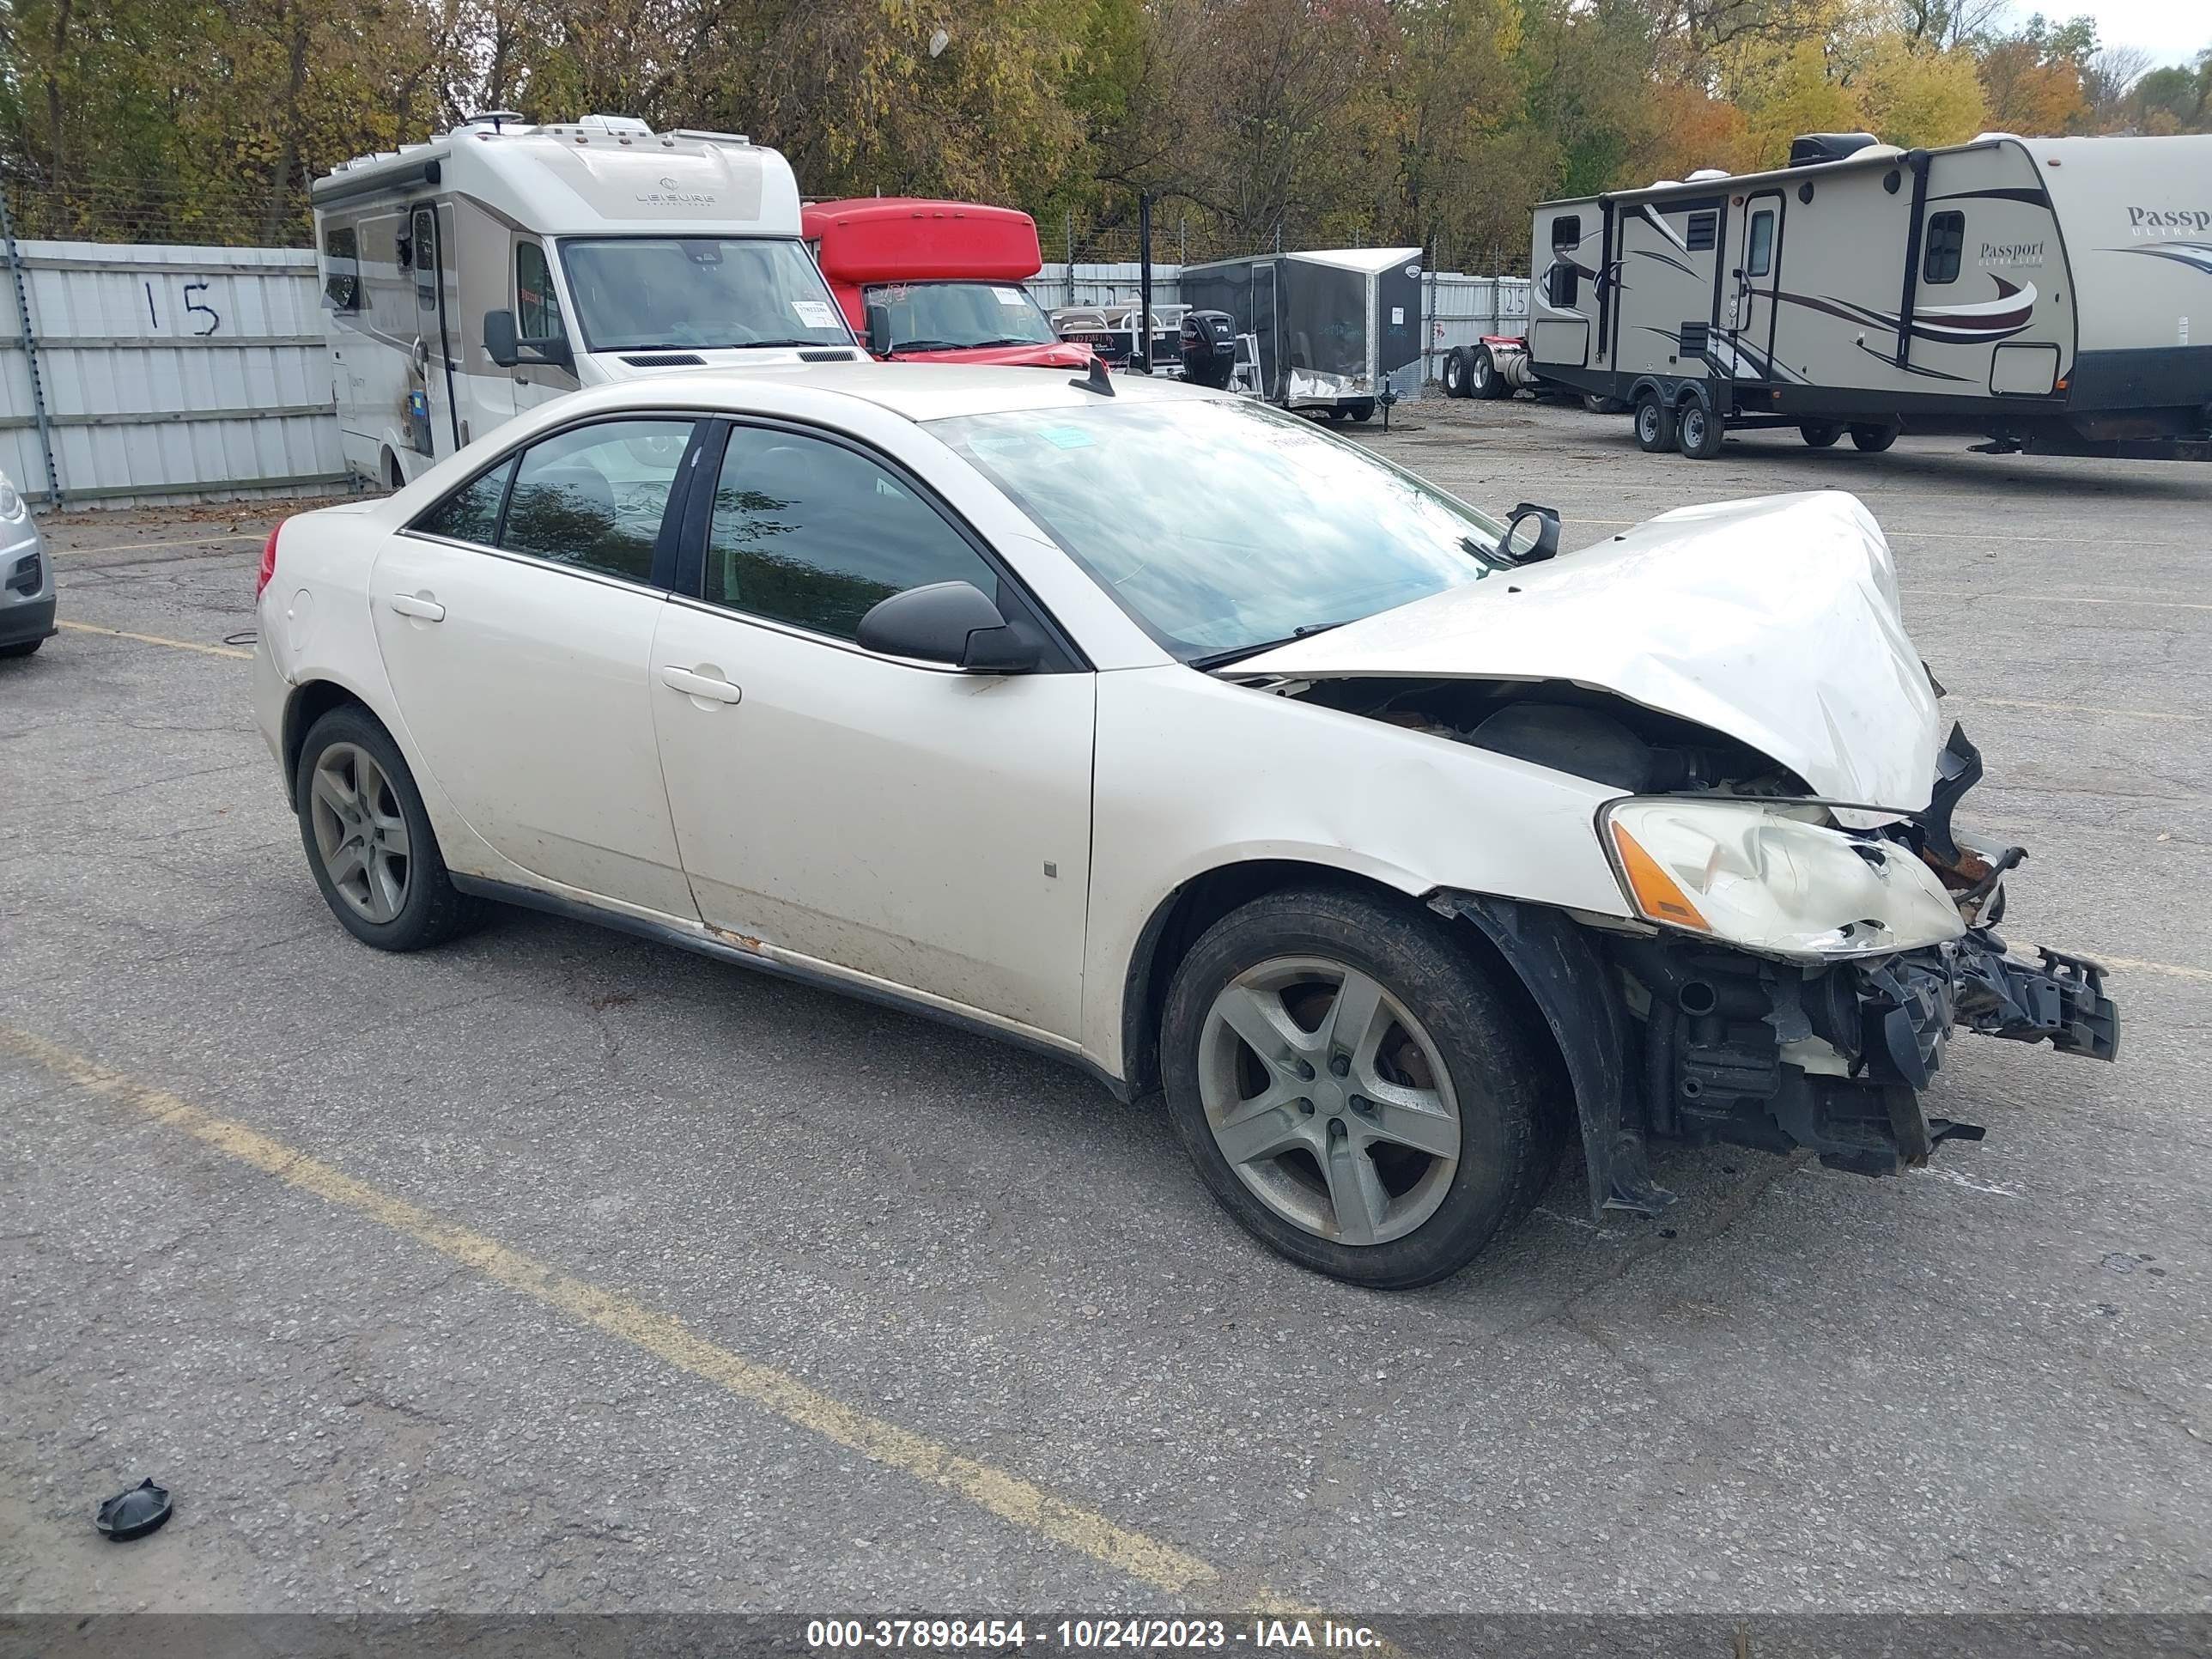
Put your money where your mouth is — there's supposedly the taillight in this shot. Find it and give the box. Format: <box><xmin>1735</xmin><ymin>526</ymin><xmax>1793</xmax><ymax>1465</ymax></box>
<box><xmin>256</xmin><ymin>520</ymin><xmax>283</xmax><ymax>599</ymax></box>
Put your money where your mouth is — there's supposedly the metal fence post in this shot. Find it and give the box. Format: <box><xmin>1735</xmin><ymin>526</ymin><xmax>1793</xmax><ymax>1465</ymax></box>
<box><xmin>0</xmin><ymin>184</ymin><xmax>62</xmax><ymax>507</ymax></box>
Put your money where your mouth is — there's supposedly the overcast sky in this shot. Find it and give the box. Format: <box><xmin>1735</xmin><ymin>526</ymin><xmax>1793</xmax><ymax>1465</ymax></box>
<box><xmin>2002</xmin><ymin>0</ymin><xmax>2209</xmax><ymax>65</ymax></box>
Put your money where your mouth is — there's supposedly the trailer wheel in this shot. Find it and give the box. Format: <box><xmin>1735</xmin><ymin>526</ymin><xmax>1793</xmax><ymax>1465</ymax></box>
<box><xmin>1632</xmin><ymin>391</ymin><xmax>1675</xmax><ymax>453</ymax></box>
<box><xmin>1442</xmin><ymin>349</ymin><xmax>1469</xmax><ymax>398</ymax></box>
<box><xmin>1469</xmin><ymin>344</ymin><xmax>1507</xmax><ymax>400</ymax></box>
<box><xmin>1849</xmin><ymin>422</ymin><xmax>1899</xmax><ymax>453</ymax></box>
<box><xmin>1800</xmin><ymin>422</ymin><xmax>1842</xmax><ymax>448</ymax></box>
<box><xmin>1675</xmin><ymin>397</ymin><xmax>1725</xmax><ymax>460</ymax></box>
<box><xmin>1346</xmin><ymin>400</ymin><xmax>1376</xmax><ymax>423</ymax></box>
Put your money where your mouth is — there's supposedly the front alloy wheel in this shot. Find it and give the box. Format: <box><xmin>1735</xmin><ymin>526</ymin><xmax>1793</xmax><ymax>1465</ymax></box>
<box><xmin>1162</xmin><ymin>887</ymin><xmax>1561</xmax><ymax>1287</ymax></box>
<box><xmin>1198</xmin><ymin>957</ymin><xmax>1461</xmax><ymax>1246</ymax></box>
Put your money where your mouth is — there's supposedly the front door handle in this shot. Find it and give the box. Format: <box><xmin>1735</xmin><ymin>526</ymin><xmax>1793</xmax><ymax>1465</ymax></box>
<box><xmin>389</xmin><ymin>592</ymin><xmax>445</xmax><ymax>622</ymax></box>
<box><xmin>659</xmin><ymin>665</ymin><xmax>742</xmax><ymax>705</ymax></box>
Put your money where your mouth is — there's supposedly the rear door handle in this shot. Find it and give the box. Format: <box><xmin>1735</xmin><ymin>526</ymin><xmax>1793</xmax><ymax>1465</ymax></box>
<box><xmin>659</xmin><ymin>665</ymin><xmax>742</xmax><ymax>705</ymax></box>
<box><xmin>389</xmin><ymin>592</ymin><xmax>445</xmax><ymax>622</ymax></box>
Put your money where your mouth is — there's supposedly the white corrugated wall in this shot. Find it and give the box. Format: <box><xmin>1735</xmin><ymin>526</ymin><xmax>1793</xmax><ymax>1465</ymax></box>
<box><xmin>0</xmin><ymin>240</ymin><xmax>349</xmax><ymax>508</ymax></box>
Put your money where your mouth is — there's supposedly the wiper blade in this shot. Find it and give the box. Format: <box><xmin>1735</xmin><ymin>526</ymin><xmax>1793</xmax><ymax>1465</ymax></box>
<box><xmin>1190</xmin><ymin>619</ymin><xmax>1350</xmax><ymax>672</ymax></box>
<box><xmin>734</xmin><ymin>338</ymin><xmax>851</xmax><ymax>349</ymax></box>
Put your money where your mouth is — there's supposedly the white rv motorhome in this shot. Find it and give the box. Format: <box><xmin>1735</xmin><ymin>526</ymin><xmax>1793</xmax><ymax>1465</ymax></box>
<box><xmin>1499</xmin><ymin>131</ymin><xmax>2212</xmax><ymax>459</ymax></box>
<box><xmin>312</xmin><ymin>114</ymin><xmax>864</xmax><ymax>486</ymax></box>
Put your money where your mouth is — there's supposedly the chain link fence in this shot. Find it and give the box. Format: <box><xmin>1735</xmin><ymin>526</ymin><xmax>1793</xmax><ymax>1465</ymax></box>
<box><xmin>0</xmin><ymin>169</ymin><xmax>314</xmax><ymax>250</ymax></box>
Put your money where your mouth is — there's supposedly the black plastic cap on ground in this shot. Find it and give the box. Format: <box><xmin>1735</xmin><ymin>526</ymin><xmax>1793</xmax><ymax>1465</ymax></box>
<box><xmin>94</xmin><ymin>1479</ymin><xmax>173</xmax><ymax>1541</ymax></box>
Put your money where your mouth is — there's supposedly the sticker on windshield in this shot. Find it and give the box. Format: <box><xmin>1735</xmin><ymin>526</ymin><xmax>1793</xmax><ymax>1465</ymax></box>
<box><xmin>1038</xmin><ymin>425</ymin><xmax>1095</xmax><ymax>449</ymax></box>
<box><xmin>993</xmin><ymin>286</ymin><xmax>1030</xmax><ymax>307</ymax></box>
<box><xmin>791</xmin><ymin>300</ymin><xmax>839</xmax><ymax>329</ymax></box>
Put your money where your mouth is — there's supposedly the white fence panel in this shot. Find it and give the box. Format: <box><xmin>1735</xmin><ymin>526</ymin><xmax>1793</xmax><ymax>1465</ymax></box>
<box><xmin>0</xmin><ymin>240</ymin><xmax>349</xmax><ymax>507</ymax></box>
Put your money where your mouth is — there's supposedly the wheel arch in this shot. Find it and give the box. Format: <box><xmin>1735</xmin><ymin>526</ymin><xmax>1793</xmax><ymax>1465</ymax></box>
<box><xmin>282</xmin><ymin>675</ymin><xmax>396</xmax><ymax>794</ymax></box>
<box><xmin>1116</xmin><ymin>861</ymin><xmax>1579</xmax><ymax>1158</ymax></box>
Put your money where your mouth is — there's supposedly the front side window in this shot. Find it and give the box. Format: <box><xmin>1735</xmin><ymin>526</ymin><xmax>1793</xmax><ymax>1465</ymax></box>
<box><xmin>934</xmin><ymin>398</ymin><xmax>1505</xmax><ymax>662</ymax></box>
<box><xmin>1547</xmin><ymin>261</ymin><xmax>1580</xmax><ymax>307</ymax></box>
<box><xmin>864</xmin><ymin>281</ymin><xmax>1056</xmax><ymax>351</ymax></box>
<box><xmin>1923</xmin><ymin>211</ymin><xmax>1965</xmax><ymax>284</ymax></box>
<box><xmin>498</xmin><ymin>420</ymin><xmax>696</xmax><ymax>584</ymax></box>
<box><xmin>516</xmin><ymin>241</ymin><xmax>562</xmax><ymax>337</ymax></box>
<box><xmin>1746</xmin><ymin>210</ymin><xmax>1774</xmax><ymax>277</ymax></box>
<box><xmin>703</xmin><ymin>427</ymin><xmax>1001</xmax><ymax>641</ymax></box>
<box><xmin>559</xmin><ymin>237</ymin><xmax>853</xmax><ymax>351</ymax></box>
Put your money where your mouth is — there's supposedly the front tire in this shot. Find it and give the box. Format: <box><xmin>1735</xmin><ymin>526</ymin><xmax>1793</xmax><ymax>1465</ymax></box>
<box><xmin>295</xmin><ymin>705</ymin><xmax>482</xmax><ymax>951</ymax></box>
<box><xmin>1850</xmin><ymin>422</ymin><xmax>1899</xmax><ymax>453</ymax></box>
<box><xmin>1161</xmin><ymin>887</ymin><xmax>1562</xmax><ymax>1288</ymax></box>
<box><xmin>1633</xmin><ymin>391</ymin><xmax>1675</xmax><ymax>453</ymax></box>
<box><xmin>0</xmin><ymin>636</ymin><xmax>44</xmax><ymax>659</ymax></box>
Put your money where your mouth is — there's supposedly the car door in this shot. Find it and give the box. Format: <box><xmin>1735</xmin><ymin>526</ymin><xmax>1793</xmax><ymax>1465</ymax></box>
<box><xmin>369</xmin><ymin>415</ymin><xmax>707</xmax><ymax>919</ymax></box>
<box><xmin>649</xmin><ymin>421</ymin><xmax>1095</xmax><ymax>1042</ymax></box>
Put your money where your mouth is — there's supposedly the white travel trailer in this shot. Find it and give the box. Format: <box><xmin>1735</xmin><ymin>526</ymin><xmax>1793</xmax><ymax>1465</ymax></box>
<box><xmin>312</xmin><ymin>114</ymin><xmax>864</xmax><ymax>486</ymax></box>
<box><xmin>1506</xmin><ymin>131</ymin><xmax>2212</xmax><ymax>459</ymax></box>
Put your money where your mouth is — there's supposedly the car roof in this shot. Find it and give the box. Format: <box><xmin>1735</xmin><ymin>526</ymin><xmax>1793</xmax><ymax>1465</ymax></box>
<box><xmin>562</xmin><ymin>362</ymin><xmax>1226</xmax><ymax>425</ymax></box>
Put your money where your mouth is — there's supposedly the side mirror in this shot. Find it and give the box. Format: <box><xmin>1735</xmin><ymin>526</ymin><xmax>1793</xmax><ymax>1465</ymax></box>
<box><xmin>866</xmin><ymin>302</ymin><xmax>894</xmax><ymax>358</ymax></box>
<box><xmin>484</xmin><ymin>307</ymin><xmax>520</xmax><ymax>368</ymax></box>
<box><xmin>484</xmin><ymin>307</ymin><xmax>575</xmax><ymax>375</ymax></box>
<box><xmin>856</xmin><ymin>581</ymin><xmax>1042</xmax><ymax>672</ymax></box>
<box><xmin>1498</xmin><ymin>501</ymin><xmax>1561</xmax><ymax>565</ymax></box>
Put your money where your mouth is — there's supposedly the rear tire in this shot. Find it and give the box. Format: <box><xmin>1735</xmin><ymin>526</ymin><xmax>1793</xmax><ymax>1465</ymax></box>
<box><xmin>1676</xmin><ymin>398</ymin><xmax>1725</xmax><ymax>459</ymax></box>
<box><xmin>1161</xmin><ymin>886</ymin><xmax>1562</xmax><ymax>1289</ymax></box>
<box><xmin>1469</xmin><ymin>344</ymin><xmax>1507</xmax><ymax>400</ymax></box>
<box><xmin>1442</xmin><ymin>348</ymin><xmax>1469</xmax><ymax>398</ymax></box>
<box><xmin>1345</xmin><ymin>399</ymin><xmax>1375</xmax><ymax>423</ymax></box>
<box><xmin>1800</xmin><ymin>422</ymin><xmax>1842</xmax><ymax>448</ymax></box>
<box><xmin>1633</xmin><ymin>391</ymin><xmax>1675</xmax><ymax>453</ymax></box>
<box><xmin>295</xmin><ymin>705</ymin><xmax>483</xmax><ymax>951</ymax></box>
<box><xmin>1850</xmin><ymin>422</ymin><xmax>1899</xmax><ymax>453</ymax></box>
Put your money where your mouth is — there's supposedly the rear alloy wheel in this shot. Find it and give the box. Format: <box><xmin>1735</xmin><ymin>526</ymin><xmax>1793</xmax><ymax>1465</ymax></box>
<box><xmin>295</xmin><ymin>706</ymin><xmax>482</xmax><ymax>951</ymax></box>
<box><xmin>1850</xmin><ymin>422</ymin><xmax>1899</xmax><ymax>453</ymax></box>
<box><xmin>1162</xmin><ymin>887</ymin><xmax>1560</xmax><ymax>1288</ymax></box>
<box><xmin>1676</xmin><ymin>398</ymin><xmax>1725</xmax><ymax>459</ymax></box>
<box><xmin>1800</xmin><ymin>422</ymin><xmax>1842</xmax><ymax>448</ymax></box>
<box><xmin>1442</xmin><ymin>348</ymin><xmax>1469</xmax><ymax>398</ymax></box>
<box><xmin>1633</xmin><ymin>391</ymin><xmax>1675</xmax><ymax>453</ymax></box>
<box><xmin>1469</xmin><ymin>344</ymin><xmax>1506</xmax><ymax>400</ymax></box>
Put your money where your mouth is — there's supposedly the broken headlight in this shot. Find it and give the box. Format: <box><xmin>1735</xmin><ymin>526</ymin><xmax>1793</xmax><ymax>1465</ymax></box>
<box><xmin>1601</xmin><ymin>797</ymin><xmax>1966</xmax><ymax>963</ymax></box>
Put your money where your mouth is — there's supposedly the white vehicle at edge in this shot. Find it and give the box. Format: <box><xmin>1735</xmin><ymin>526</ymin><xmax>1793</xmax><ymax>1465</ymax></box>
<box><xmin>250</xmin><ymin>364</ymin><xmax>2118</xmax><ymax>1286</ymax></box>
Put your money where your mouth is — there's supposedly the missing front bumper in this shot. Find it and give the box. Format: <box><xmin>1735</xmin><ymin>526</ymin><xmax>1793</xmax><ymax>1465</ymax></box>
<box><xmin>1620</xmin><ymin>929</ymin><xmax>2119</xmax><ymax>1185</ymax></box>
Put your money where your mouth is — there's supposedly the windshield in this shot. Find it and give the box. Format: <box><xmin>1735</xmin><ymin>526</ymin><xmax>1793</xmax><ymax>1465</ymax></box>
<box><xmin>933</xmin><ymin>397</ymin><xmax>1509</xmax><ymax>662</ymax></box>
<box><xmin>866</xmin><ymin>280</ymin><xmax>1056</xmax><ymax>350</ymax></box>
<box><xmin>559</xmin><ymin>237</ymin><xmax>854</xmax><ymax>351</ymax></box>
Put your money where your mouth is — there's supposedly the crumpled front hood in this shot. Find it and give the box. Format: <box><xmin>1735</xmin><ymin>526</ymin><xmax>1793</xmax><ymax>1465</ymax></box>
<box><xmin>1233</xmin><ymin>490</ymin><xmax>1940</xmax><ymax>811</ymax></box>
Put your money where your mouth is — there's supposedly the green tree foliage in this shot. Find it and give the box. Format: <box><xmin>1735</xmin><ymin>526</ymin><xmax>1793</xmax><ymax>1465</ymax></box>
<box><xmin>0</xmin><ymin>0</ymin><xmax>2203</xmax><ymax>256</ymax></box>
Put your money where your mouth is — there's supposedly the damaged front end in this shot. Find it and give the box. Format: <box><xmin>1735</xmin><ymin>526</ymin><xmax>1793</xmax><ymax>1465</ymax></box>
<box><xmin>1437</xmin><ymin>722</ymin><xmax>2120</xmax><ymax>1216</ymax></box>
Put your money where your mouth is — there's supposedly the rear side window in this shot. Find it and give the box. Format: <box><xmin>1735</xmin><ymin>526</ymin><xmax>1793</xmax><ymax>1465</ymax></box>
<box><xmin>499</xmin><ymin>419</ymin><xmax>696</xmax><ymax>584</ymax></box>
<box><xmin>323</xmin><ymin>226</ymin><xmax>361</xmax><ymax>312</ymax></box>
<box><xmin>1746</xmin><ymin>210</ymin><xmax>1774</xmax><ymax>277</ymax></box>
<box><xmin>416</xmin><ymin>459</ymin><xmax>512</xmax><ymax>544</ymax></box>
<box><xmin>1550</xmin><ymin>215</ymin><xmax>1581</xmax><ymax>250</ymax></box>
<box><xmin>703</xmin><ymin>425</ymin><xmax>1000</xmax><ymax>642</ymax></box>
<box><xmin>1547</xmin><ymin>261</ymin><xmax>1580</xmax><ymax>307</ymax></box>
<box><xmin>1923</xmin><ymin>211</ymin><xmax>1966</xmax><ymax>284</ymax></box>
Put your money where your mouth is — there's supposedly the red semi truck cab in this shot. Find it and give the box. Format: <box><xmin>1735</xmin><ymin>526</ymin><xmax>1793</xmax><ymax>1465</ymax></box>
<box><xmin>802</xmin><ymin>198</ymin><xmax>1093</xmax><ymax>369</ymax></box>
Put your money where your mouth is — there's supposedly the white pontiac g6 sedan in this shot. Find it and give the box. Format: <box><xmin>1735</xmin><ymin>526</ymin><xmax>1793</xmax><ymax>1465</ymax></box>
<box><xmin>253</xmin><ymin>365</ymin><xmax>2118</xmax><ymax>1287</ymax></box>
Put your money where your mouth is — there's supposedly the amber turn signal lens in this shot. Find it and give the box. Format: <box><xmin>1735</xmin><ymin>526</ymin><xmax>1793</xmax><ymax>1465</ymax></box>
<box><xmin>1610</xmin><ymin>819</ymin><xmax>1711</xmax><ymax>932</ymax></box>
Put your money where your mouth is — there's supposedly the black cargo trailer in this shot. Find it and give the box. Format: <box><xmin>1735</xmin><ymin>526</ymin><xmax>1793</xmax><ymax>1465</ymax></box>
<box><xmin>1178</xmin><ymin>247</ymin><xmax>1424</xmax><ymax>421</ymax></box>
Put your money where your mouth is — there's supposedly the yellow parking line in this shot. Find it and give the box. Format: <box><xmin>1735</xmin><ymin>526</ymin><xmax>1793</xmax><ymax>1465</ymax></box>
<box><xmin>54</xmin><ymin>620</ymin><xmax>252</xmax><ymax>660</ymax></box>
<box><xmin>1900</xmin><ymin>590</ymin><xmax>2212</xmax><ymax>613</ymax></box>
<box><xmin>0</xmin><ymin>1025</ymin><xmax>1245</xmax><ymax>1602</ymax></box>
<box><xmin>58</xmin><ymin>532</ymin><xmax>266</xmax><ymax>556</ymax></box>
